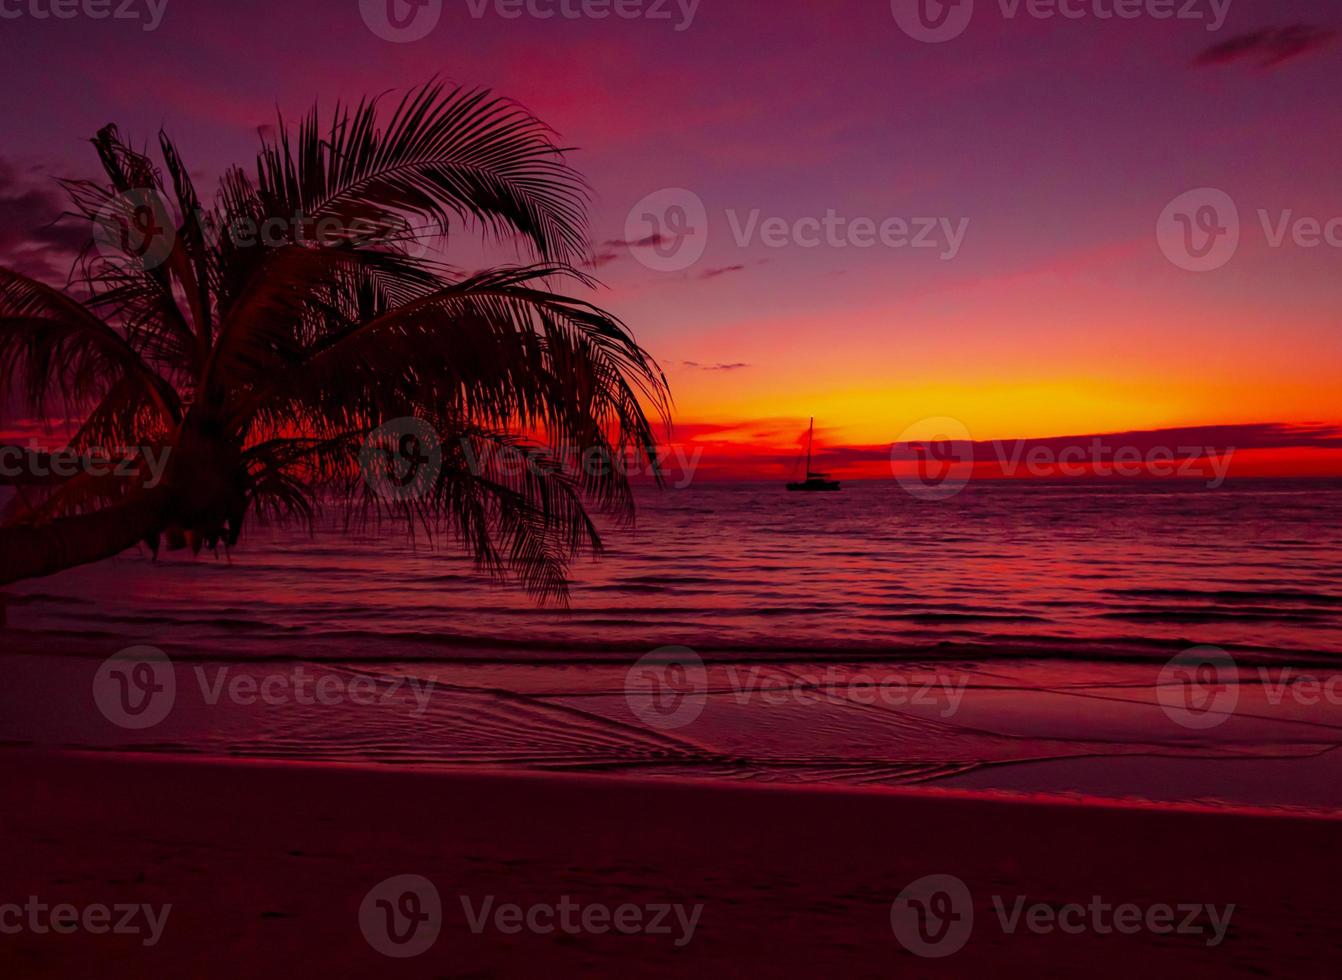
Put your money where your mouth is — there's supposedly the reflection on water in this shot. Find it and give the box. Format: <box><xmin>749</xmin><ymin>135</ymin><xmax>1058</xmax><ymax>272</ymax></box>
<box><xmin>8</xmin><ymin>479</ymin><xmax>1342</xmax><ymax>659</ymax></box>
<box><xmin>3</xmin><ymin>479</ymin><xmax>1342</xmax><ymax>809</ymax></box>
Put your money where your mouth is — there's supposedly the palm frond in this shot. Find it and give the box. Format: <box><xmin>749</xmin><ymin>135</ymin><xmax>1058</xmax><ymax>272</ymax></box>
<box><xmin>0</xmin><ymin>80</ymin><xmax>672</xmax><ymax>603</ymax></box>
<box><xmin>0</xmin><ymin>266</ymin><xmax>180</xmax><ymax>425</ymax></box>
<box><xmin>255</xmin><ymin>80</ymin><xmax>591</xmax><ymax>265</ymax></box>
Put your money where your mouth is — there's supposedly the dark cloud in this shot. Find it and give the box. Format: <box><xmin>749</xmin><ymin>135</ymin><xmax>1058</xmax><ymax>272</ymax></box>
<box><xmin>0</xmin><ymin>159</ymin><xmax>86</xmax><ymax>282</ymax></box>
<box><xmin>681</xmin><ymin>361</ymin><xmax>750</xmax><ymax>372</ymax></box>
<box><xmin>692</xmin><ymin>422</ymin><xmax>1342</xmax><ymax>480</ymax></box>
<box><xmin>699</xmin><ymin>264</ymin><xmax>745</xmax><ymax>280</ymax></box>
<box><xmin>591</xmin><ymin>250</ymin><xmax>621</xmax><ymax>268</ymax></box>
<box><xmin>890</xmin><ymin>422</ymin><xmax>1342</xmax><ymax>461</ymax></box>
<box><xmin>1194</xmin><ymin>24</ymin><xmax>1336</xmax><ymax>69</ymax></box>
<box><xmin>602</xmin><ymin>233</ymin><xmax>665</xmax><ymax>249</ymax></box>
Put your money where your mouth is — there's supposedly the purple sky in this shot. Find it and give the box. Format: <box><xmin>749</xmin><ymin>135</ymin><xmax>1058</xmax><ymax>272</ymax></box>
<box><xmin>2</xmin><ymin>0</ymin><xmax>1340</xmax><ymax>465</ymax></box>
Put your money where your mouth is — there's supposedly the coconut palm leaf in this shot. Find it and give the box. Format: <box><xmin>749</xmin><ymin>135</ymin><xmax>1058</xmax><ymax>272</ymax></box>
<box><xmin>0</xmin><ymin>80</ymin><xmax>670</xmax><ymax>605</ymax></box>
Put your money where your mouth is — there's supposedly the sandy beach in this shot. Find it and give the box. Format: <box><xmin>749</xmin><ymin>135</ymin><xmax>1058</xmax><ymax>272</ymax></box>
<box><xmin>2</xmin><ymin>750</ymin><xmax>1340</xmax><ymax>977</ymax></box>
<box><xmin>5</xmin><ymin>6</ymin><xmax>1342</xmax><ymax>978</ymax></box>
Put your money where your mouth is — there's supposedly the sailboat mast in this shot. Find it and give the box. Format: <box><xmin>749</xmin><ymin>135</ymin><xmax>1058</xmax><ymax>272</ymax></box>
<box><xmin>807</xmin><ymin>417</ymin><xmax>814</xmax><ymax>476</ymax></box>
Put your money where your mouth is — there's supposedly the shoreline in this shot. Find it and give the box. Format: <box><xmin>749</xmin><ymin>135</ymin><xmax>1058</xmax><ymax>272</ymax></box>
<box><xmin>6</xmin><ymin>623</ymin><xmax>1342</xmax><ymax>666</ymax></box>
<box><xmin>6</xmin><ymin>647</ymin><xmax>1342</xmax><ymax>813</ymax></box>
<box><xmin>16</xmin><ymin>746</ymin><xmax>1342</xmax><ymax>821</ymax></box>
<box><xmin>3</xmin><ymin>749</ymin><xmax>1341</xmax><ymax>977</ymax></box>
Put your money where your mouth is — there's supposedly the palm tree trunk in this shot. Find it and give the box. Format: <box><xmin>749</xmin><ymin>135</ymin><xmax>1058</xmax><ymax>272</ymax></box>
<box><xmin>0</xmin><ymin>489</ymin><xmax>166</xmax><ymax>586</ymax></box>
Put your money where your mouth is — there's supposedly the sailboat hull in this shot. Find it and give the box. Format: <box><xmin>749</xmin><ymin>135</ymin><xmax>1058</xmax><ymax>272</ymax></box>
<box><xmin>787</xmin><ymin>479</ymin><xmax>841</xmax><ymax>492</ymax></box>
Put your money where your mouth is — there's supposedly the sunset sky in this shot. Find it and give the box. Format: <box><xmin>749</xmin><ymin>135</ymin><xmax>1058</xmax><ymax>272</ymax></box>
<box><xmin>2</xmin><ymin>0</ymin><xmax>1339</xmax><ymax>477</ymax></box>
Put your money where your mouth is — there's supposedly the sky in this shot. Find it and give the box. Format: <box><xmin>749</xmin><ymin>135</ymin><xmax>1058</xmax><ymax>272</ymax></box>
<box><xmin>1</xmin><ymin>0</ymin><xmax>1340</xmax><ymax>478</ymax></box>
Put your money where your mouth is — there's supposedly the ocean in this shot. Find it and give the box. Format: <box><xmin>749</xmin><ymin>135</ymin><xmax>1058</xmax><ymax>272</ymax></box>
<box><xmin>4</xmin><ymin>478</ymin><xmax>1342</xmax><ymax>810</ymax></box>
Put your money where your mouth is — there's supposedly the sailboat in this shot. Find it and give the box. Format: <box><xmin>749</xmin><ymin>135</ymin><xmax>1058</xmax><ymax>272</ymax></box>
<box><xmin>787</xmin><ymin>418</ymin><xmax>841</xmax><ymax>492</ymax></box>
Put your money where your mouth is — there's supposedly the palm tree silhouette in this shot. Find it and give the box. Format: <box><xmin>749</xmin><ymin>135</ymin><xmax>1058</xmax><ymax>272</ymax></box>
<box><xmin>0</xmin><ymin>81</ymin><xmax>669</xmax><ymax>605</ymax></box>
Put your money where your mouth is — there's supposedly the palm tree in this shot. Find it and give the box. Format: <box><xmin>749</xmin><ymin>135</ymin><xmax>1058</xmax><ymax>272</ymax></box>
<box><xmin>0</xmin><ymin>80</ymin><xmax>669</xmax><ymax>605</ymax></box>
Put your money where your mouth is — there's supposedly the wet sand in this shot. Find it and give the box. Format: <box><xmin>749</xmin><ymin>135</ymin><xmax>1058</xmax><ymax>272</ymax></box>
<box><xmin>2</xmin><ymin>750</ymin><xmax>1341</xmax><ymax>977</ymax></box>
